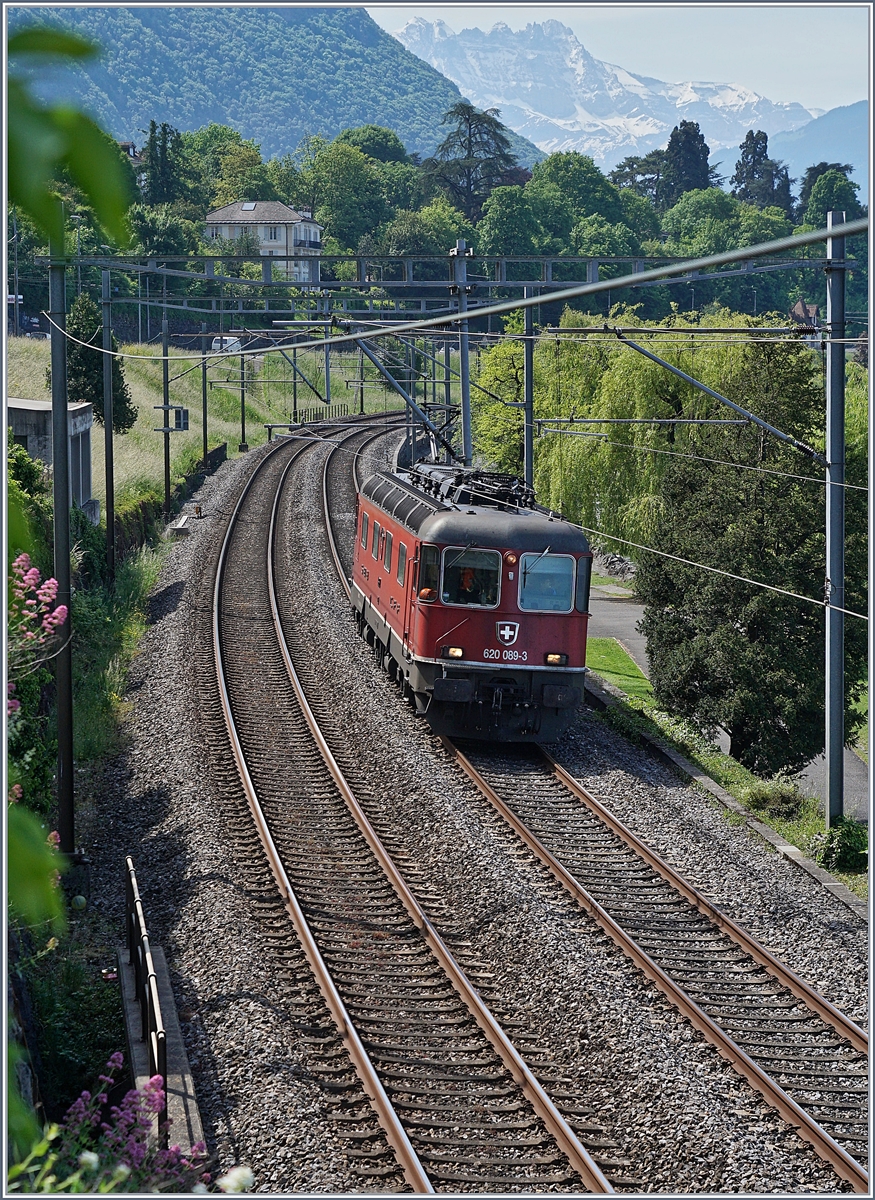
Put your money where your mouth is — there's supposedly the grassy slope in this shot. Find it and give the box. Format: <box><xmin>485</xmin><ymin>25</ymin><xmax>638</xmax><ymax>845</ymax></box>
<box><xmin>7</xmin><ymin>338</ymin><xmax>401</xmax><ymax>504</ymax></box>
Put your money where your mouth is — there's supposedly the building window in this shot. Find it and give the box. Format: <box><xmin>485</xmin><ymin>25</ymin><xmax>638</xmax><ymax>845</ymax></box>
<box><xmin>268</xmin><ymin>227</ymin><xmax>278</xmax><ymax>240</ymax></box>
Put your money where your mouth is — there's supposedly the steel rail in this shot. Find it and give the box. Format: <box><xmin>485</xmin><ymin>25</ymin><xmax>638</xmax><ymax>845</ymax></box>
<box><xmin>322</xmin><ymin>427</ymin><xmax>395</xmax><ymax>599</ymax></box>
<box><xmin>279</xmin><ymin>441</ymin><xmax>614</xmax><ymax>1194</ymax></box>
<box><xmin>441</xmin><ymin>738</ymin><xmax>868</xmax><ymax>1193</ymax></box>
<box><xmin>542</xmin><ymin>750</ymin><xmax>868</xmax><ymax>1053</ymax></box>
<box><xmin>212</xmin><ymin>433</ymin><xmax>435</xmax><ymax>1194</ymax></box>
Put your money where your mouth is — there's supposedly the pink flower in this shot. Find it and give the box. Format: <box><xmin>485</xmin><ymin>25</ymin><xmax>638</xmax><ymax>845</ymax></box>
<box><xmin>47</xmin><ymin>830</ymin><xmax>60</xmax><ymax>849</ymax></box>
<box><xmin>8</xmin><ymin>784</ymin><xmax>22</xmax><ymax>804</ymax></box>
<box><xmin>7</xmin><ymin>698</ymin><xmax>21</xmax><ymax>716</ymax></box>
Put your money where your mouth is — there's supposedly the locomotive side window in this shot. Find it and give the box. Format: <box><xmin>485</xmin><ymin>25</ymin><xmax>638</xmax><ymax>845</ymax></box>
<box><xmin>418</xmin><ymin>544</ymin><xmax>440</xmax><ymax>601</ymax></box>
<box><xmin>518</xmin><ymin>553</ymin><xmax>574</xmax><ymax>612</ymax></box>
<box><xmin>441</xmin><ymin>547</ymin><xmax>501</xmax><ymax>608</ymax></box>
<box><xmin>397</xmin><ymin>542</ymin><xmax>407</xmax><ymax>586</ymax></box>
<box><xmin>575</xmin><ymin>555</ymin><xmax>592</xmax><ymax>613</ymax></box>
<box><xmin>383</xmin><ymin>530</ymin><xmax>393</xmax><ymax>571</ymax></box>
<box><xmin>371</xmin><ymin>521</ymin><xmax>381</xmax><ymax>560</ymax></box>
<box><xmin>360</xmin><ymin>511</ymin><xmax>368</xmax><ymax>549</ymax></box>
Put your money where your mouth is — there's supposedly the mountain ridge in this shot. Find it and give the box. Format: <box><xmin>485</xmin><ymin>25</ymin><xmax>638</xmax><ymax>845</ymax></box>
<box><xmin>8</xmin><ymin>6</ymin><xmax>543</xmax><ymax>164</ymax></box>
<box><xmin>393</xmin><ymin>18</ymin><xmax>829</xmax><ymax>170</ymax></box>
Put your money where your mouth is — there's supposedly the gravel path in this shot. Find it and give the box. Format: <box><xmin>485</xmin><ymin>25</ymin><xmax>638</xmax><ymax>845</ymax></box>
<box><xmin>83</xmin><ymin>432</ymin><xmax>864</xmax><ymax>1193</ymax></box>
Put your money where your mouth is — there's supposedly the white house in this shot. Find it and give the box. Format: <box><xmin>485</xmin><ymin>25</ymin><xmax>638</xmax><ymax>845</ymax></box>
<box><xmin>204</xmin><ymin>200</ymin><xmax>322</xmax><ymax>283</ymax></box>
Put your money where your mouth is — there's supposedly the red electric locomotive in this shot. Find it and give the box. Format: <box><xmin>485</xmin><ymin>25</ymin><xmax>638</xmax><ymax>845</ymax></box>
<box><xmin>351</xmin><ymin>463</ymin><xmax>592</xmax><ymax>741</ymax></box>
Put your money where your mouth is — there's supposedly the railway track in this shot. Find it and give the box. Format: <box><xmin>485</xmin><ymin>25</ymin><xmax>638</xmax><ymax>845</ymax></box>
<box><xmin>320</xmin><ymin>429</ymin><xmax>869</xmax><ymax>1194</ymax></box>
<box><xmin>213</xmin><ymin>423</ymin><xmax>622</xmax><ymax>1192</ymax></box>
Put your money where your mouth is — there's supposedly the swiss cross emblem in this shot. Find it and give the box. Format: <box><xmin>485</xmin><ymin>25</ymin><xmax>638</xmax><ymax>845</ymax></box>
<box><xmin>496</xmin><ymin>621</ymin><xmax>519</xmax><ymax>646</ymax></box>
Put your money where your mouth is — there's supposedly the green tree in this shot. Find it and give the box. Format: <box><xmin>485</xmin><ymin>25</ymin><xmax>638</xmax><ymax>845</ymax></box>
<box><xmin>530</xmin><ymin>152</ymin><xmax>624</xmax><ymax>224</ymax></box>
<box><xmin>140</xmin><ymin>120</ymin><xmax>185</xmax><ymax>205</ymax></box>
<box><xmin>636</xmin><ymin>340</ymin><xmax>867</xmax><ymax>774</ymax></box>
<box><xmin>264</xmin><ymin>153</ymin><xmax>300</xmax><ymax>206</ymax></box>
<box><xmin>803</xmin><ymin>169</ymin><xmax>864</xmax><ymax>227</ymax></box>
<box><xmin>477</xmin><ymin>187</ymin><xmax>540</xmax><ymax>255</ymax></box>
<box><xmin>570</xmin><ymin>215</ymin><xmax>640</xmax><ymax>258</ymax></box>
<box><xmin>422</xmin><ymin>101</ymin><xmax>517</xmax><ymax>221</ymax></box>
<box><xmin>661</xmin><ymin>188</ymin><xmax>740</xmax><ymax>255</ymax></box>
<box><xmin>610</xmin><ymin>149</ymin><xmax>672</xmax><ymax>211</ymax></box>
<box><xmin>730</xmin><ymin>130</ymin><xmax>793</xmax><ymax>217</ymax></box>
<box><xmin>47</xmin><ymin>294</ymin><xmax>137</xmax><ymax>432</ymax></box>
<box><xmin>212</xmin><ymin>142</ymin><xmax>278</xmax><ymax>209</ymax></box>
<box><xmin>524</xmin><ymin>181</ymin><xmax>575</xmax><ymax>253</ymax></box>
<box><xmin>373</xmin><ymin>160</ymin><xmax>423</xmax><ymax>214</ymax></box>
<box><xmin>309</xmin><ymin>142</ymin><xmax>387</xmax><ymax>249</ymax></box>
<box><xmin>796</xmin><ymin>161</ymin><xmax>855</xmax><ymax>220</ymax></box>
<box><xmin>617</xmin><ymin>188</ymin><xmax>660</xmax><ymax>243</ymax></box>
<box><xmin>335</xmin><ymin>124</ymin><xmax>410</xmax><ymax>163</ymax></box>
<box><xmin>375</xmin><ymin>198</ymin><xmax>475</xmax><ymax>256</ymax></box>
<box><xmin>128</xmin><ymin>203</ymin><xmax>199</xmax><ymax>256</ymax></box>
<box><xmin>662</xmin><ymin>121</ymin><xmax>713</xmax><ymax>207</ymax></box>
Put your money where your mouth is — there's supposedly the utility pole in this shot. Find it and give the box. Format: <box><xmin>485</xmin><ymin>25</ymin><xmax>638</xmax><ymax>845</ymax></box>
<box><xmin>292</xmin><ymin>346</ymin><xmax>298</xmax><ymax>423</ymax></box>
<box><xmin>523</xmin><ymin>285</ymin><xmax>535</xmax><ymax>489</ymax></box>
<box><xmin>162</xmin><ymin>320</ymin><xmax>171</xmax><ymax>514</ymax></box>
<box><xmin>324</xmin><ymin>336</ymin><xmax>331</xmax><ymax>408</ymax></box>
<box><xmin>358</xmin><ymin>343</ymin><xmax>364</xmax><ymax>414</ymax></box>
<box><xmin>101</xmin><ymin>270</ymin><xmax>115</xmax><ymax>581</ymax></box>
<box><xmin>444</xmin><ymin>341</ymin><xmax>452</xmax><ymax>464</ymax></box>
<box><xmin>12</xmin><ymin>208</ymin><xmax>21</xmax><ymax>336</ymax></box>
<box><xmin>239</xmin><ymin>348</ymin><xmax>248</xmax><ymax>452</ymax></box>
<box><xmin>453</xmin><ymin>239</ymin><xmax>472</xmax><ymax>466</ymax></box>
<box><xmin>201</xmin><ymin>323</ymin><xmax>209</xmax><ymax>467</ymax></box>
<box><xmin>825</xmin><ymin>210</ymin><xmax>846</xmax><ymax>826</ymax></box>
<box><xmin>49</xmin><ymin>233</ymin><xmax>75</xmax><ymax>857</ymax></box>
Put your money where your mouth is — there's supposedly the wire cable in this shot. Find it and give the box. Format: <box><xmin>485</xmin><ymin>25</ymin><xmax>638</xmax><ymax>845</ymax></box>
<box><xmin>574</xmin><ymin>524</ymin><xmax>867</xmax><ymax>620</ymax></box>
<box><xmin>39</xmin><ymin>215</ymin><xmax>867</xmax><ymax>363</ymax></box>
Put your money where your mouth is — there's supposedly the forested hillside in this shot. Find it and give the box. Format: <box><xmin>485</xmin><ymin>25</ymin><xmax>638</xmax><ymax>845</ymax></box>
<box><xmin>7</xmin><ymin>6</ymin><xmax>541</xmax><ymax>164</ymax></box>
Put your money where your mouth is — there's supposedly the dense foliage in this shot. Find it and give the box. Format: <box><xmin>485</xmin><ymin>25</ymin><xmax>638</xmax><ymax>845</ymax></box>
<box><xmin>7</xmin><ymin>6</ymin><xmax>542</xmax><ymax>163</ymax></box>
<box><xmin>472</xmin><ymin>311</ymin><xmax>867</xmax><ymax>775</ymax></box>
<box><xmin>45</xmin><ymin>294</ymin><xmax>138</xmax><ymax>432</ymax></box>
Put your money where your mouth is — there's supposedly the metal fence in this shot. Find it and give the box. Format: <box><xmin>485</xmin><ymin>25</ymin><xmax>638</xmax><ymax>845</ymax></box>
<box><xmin>124</xmin><ymin>857</ymin><xmax>167</xmax><ymax>1146</ymax></box>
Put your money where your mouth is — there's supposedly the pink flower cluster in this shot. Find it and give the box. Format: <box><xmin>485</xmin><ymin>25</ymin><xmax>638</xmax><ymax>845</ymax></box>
<box><xmin>54</xmin><ymin>1053</ymin><xmax>210</xmax><ymax>1191</ymax></box>
<box><xmin>7</xmin><ymin>553</ymin><xmax>68</xmax><ymax>712</ymax></box>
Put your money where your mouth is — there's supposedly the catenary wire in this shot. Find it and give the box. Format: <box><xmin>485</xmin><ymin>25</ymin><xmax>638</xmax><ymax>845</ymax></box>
<box><xmin>39</xmin><ymin>216</ymin><xmax>867</xmax><ymax>363</ymax></box>
<box><xmin>574</xmin><ymin>524</ymin><xmax>867</xmax><ymax>620</ymax></box>
<box><xmin>537</xmin><ymin>431</ymin><xmax>869</xmax><ymax>492</ymax></box>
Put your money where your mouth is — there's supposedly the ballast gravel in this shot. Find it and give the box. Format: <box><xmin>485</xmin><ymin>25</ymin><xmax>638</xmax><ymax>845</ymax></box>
<box><xmin>83</xmin><ymin>431</ymin><xmax>865</xmax><ymax>1195</ymax></box>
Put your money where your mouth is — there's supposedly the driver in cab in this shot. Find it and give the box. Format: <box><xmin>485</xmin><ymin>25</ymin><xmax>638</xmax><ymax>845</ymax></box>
<box><xmin>455</xmin><ymin>567</ymin><xmax>482</xmax><ymax>605</ymax></box>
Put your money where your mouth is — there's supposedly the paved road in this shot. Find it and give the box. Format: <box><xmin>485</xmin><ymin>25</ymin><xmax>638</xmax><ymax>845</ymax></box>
<box><xmin>588</xmin><ymin>586</ymin><xmax>870</xmax><ymax>823</ymax></box>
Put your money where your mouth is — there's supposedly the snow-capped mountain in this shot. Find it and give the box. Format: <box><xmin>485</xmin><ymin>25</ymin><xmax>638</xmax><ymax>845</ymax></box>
<box><xmin>394</xmin><ymin>18</ymin><xmax>817</xmax><ymax>170</ymax></box>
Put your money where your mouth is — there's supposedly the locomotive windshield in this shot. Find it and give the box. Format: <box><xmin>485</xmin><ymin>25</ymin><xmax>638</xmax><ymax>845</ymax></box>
<box><xmin>441</xmin><ymin>548</ymin><xmax>501</xmax><ymax>608</ymax></box>
<box><xmin>518</xmin><ymin>553</ymin><xmax>574</xmax><ymax>612</ymax></box>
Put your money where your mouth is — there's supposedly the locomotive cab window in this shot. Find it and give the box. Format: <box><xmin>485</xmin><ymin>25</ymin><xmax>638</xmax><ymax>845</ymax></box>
<box><xmin>397</xmin><ymin>542</ymin><xmax>407</xmax><ymax>586</ymax></box>
<box><xmin>518</xmin><ymin>553</ymin><xmax>574</xmax><ymax>612</ymax></box>
<box><xmin>418</xmin><ymin>545</ymin><xmax>440</xmax><ymax>601</ymax></box>
<box><xmin>441</xmin><ymin>548</ymin><xmax>500</xmax><ymax>608</ymax></box>
<box><xmin>360</xmin><ymin>511</ymin><xmax>368</xmax><ymax>549</ymax></box>
<box><xmin>383</xmin><ymin>530</ymin><xmax>393</xmax><ymax>571</ymax></box>
<box><xmin>575</xmin><ymin>555</ymin><xmax>592</xmax><ymax>613</ymax></box>
<box><xmin>371</xmin><ymin>521</ymin><xmax>381</xmax><ymax>560</ymax></box>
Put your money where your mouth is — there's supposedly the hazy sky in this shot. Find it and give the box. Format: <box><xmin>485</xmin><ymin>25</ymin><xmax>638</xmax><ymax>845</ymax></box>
<box><xmin>365</xmin><ymin>4</ymin><xmax>870</xmax><ymax>114</ymax></box>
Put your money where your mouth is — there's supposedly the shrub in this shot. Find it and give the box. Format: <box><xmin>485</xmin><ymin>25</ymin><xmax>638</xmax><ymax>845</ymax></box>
<box><xmin>739</xmin><ymin>776</ymin><xmax>806</xmax><ymax>820</ymax></box>
<box><xmin>809</xmin><ymin>817</ymin><xmax>868</xmax><ymax>872</ymax></box>
<box><xmin>7</xmin><ymin>1055</ymin><xmax>210</xmax><ymax>1192</ymax></box>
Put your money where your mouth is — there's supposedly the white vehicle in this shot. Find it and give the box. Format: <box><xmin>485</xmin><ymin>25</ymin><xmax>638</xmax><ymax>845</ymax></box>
<box><xmin>211</xmin><ymin>336</ymin><xmax>242</xmax><ymax>354</ymax></box>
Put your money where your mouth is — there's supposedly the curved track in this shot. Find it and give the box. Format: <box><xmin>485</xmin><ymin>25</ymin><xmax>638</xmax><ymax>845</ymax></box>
<box><xmin>322</xmin><ymin>433</ymin><xmax>868</xmax><ymax>1194</ymax></box>
<box><xmin>213</xmin><ymin>423</ymin><xmax>616</xmax><ymax>1193</ymax></box>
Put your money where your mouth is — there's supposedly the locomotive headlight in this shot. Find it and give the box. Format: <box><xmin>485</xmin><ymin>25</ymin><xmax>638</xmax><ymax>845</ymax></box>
<box><xmin>505</xmin><ymin>553</ymin><xmax>517</xmax><ymax>565</ymax></box>
<box><xmin>442</xmin><ymin>646</ymin><xmax>465</xmax><ymax>659</ymax></box>
<box><xmin>545</xmin><ymin>653</ymin><xmax>568</xmax><ymax>666</ymax></box>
